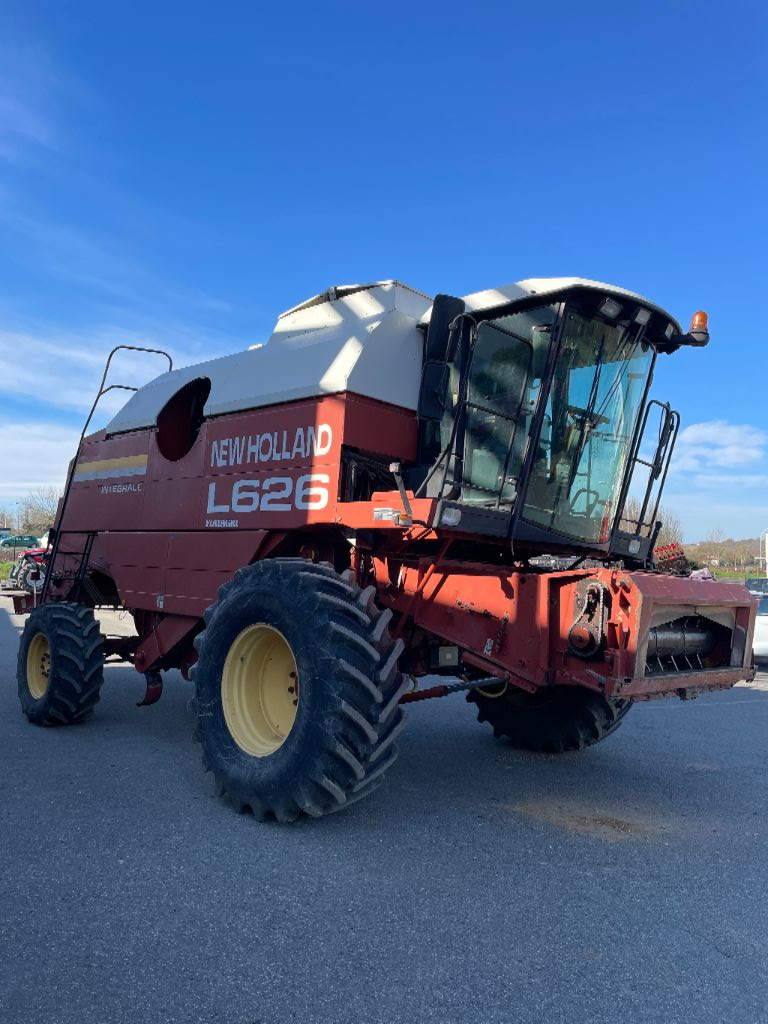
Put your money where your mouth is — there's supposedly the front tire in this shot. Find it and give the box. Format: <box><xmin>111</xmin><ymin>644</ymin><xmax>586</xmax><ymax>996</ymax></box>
<box><xmin>17</xmin><ymin>603</ymin><xmax>105</xmax><ymax>725</ymax></box>
<box><xmin>192</xmin><ymin>559</ymin><xmax>408</xmax><ymax>822</ymax></box>
<box><xmin>467</xmin><ymin>684</ymin><xmax>632</xmax><ymax>753</ymax></box>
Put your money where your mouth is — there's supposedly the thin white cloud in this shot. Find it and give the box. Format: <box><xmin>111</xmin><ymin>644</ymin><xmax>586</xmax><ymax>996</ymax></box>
<box><xmin>0</xmin><ymin>41</ymin><xmax>59</xmax><ymax>163</ymax></box>
<box><xmin>659</xmin><ymin>490</ymin><xmax>768</xmax><ymax>542</ymax></box>
<box><xmin>659</xmin><ymin>419</ymin><xmax>768</xmax><ymax>538</ymax></box>
<box><xmin>0</xmin><ymin>94</ymin><xmax>53</xmax><ymax>160</ymax></box>
<box><xmin>0</xmin><ymin>420</ymin><xmax>79</xmax><ymax>501</ymax></box>
<box><xmin>0</xmin><ymin>318</ymin><xmax>252</xmax><ymax>418</ymax></box>
<box><xmin>0</xmin><ymin>326</ymin><xmax>168</xmax><ymax>415</ymax></box>
<box><xmin>0</xmin><ymin>37</ymin><xmax>236</xmax><ymax>318</ymax></box>
<box><xmin>0</xmin><ymin>201</ymin><xmax>138</xmax><ymax>298</ymax></box>
<box><xmin>692</xmin><ymin>473</ymin><xmax>768</xmax><ymax>490</ymax></box>
<box><xmin>673</xmin><ymin>420</ymin><xmax>768</xmax><ymax>473</ymax></box>
<box><xmin>0</xmin><ymin>197</ymin><xmax>241</xmax><ymax>319</ymax></box>
<box><xmin>632</xmin><ymin>417</ymin><xmax>768</xmax><ymax>538</ymax></box>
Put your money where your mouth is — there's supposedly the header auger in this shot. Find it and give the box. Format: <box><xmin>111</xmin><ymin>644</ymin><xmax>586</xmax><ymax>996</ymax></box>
<box><xmin>15</xmin><ymin>278</ymin><xmax>756</xmax><ymax>821</ymax></box>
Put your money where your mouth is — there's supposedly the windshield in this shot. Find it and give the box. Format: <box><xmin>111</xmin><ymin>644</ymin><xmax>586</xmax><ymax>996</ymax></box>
<box><xmin>522</xmin><ymin>311</ymin><xmax>653</xmax><ymax>542</ymax></box>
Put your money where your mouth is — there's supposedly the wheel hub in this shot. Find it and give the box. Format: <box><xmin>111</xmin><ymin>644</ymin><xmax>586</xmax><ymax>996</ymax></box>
<box><xmin>221</xmin><ymin>624</ymin><xmax>299</xmax><ymax>757</ymax></box>
<box><xmin>27</xmin><ymin>633</ymin><xmax>51</xmax><ymax>699</ymax></box>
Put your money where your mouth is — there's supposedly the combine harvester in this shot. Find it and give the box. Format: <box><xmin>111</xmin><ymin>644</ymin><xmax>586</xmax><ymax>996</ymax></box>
<box><xmin>14</xmin><ymin>278</ymin><xmax>757</xmax><ymax>820</ymax></box>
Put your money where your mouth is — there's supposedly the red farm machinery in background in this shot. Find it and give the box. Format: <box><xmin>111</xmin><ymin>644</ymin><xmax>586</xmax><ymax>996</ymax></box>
<box><xmin>14</xmin><ymin>278</ymin><xmax>757</xmax><ymax>821</ymax></box>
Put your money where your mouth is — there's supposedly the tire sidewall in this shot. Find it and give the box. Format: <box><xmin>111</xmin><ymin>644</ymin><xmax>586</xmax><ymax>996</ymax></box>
<box><xmin>17</xmin><ymin>603</ymin><xmax>104</xmax><ymax>725</ymax></box>
<box><xmin>18</xmin><ymin>606</ymin><xmax>58</xmax><ymax>721</ymax></box>
<box><xmin>19</xmin><ymin>561</ymin><xmax>38</xmax><ymax>593</ymax></box>
<box><xmin>195</xmin><ymin>569</ymin><xmax>343</xmax><ymax>801</ymax></box>
<box><xmin>469</xmin><ymin>684</ymin><xmax>631</xmax><ymax>751</ymax></box>
<box><xmin>24</xmin><ymin>561</ymin><xmax>45</xmax><ymax>594</ymax></box>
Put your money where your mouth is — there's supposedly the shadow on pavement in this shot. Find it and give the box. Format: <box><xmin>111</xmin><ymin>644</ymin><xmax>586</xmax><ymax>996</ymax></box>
<box><xmin>3</xmin><ymin>597</ymin><xmax>768</xmax><ymax>836</ymax></box>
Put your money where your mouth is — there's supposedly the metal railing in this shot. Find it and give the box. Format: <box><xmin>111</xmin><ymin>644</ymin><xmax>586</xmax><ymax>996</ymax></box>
<box><xmin>41</xmin><ymin>345</ymin><xmax>173</xmax><ymax>603</ymax></box>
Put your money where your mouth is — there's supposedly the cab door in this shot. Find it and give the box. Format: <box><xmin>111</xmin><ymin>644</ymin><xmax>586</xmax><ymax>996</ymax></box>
<box><xmin>461</xmin><ymin>320</ymin><xmax>533</xmax><ymax>507</ymax></box>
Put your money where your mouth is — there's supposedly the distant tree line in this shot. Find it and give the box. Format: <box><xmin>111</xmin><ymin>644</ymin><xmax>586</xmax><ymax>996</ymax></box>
<box><xmin>685</xmin><ymin>528</ymin><xmax>763</xmax><ymax>571</ymax></box>
<box><xmin>0</xmin><ymin>487</ymin><xmax>62</xmax><ymax>536</ymax></box>
<box><xmin>620</xmin><ymin>498</ymin><xmax>683</xmax><ymax>549</ymax></box>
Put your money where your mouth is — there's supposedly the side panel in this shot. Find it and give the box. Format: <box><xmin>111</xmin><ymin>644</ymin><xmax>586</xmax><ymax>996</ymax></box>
<box><xmin>97</xmin><ymin>530</ymin><xmax>270</xmax><ymax>616</ymax></box>
<box><xmin>54</xmin><ymin>391</ymin><xmax>416</xmax><ymax>616</ymax></box>
<box><xmin>201</xmin><ymin>396</ymin><xmax>344</xmax><ymax>531</ymax></box>
<box><xmin>96</xmin><ymin>532</ymin><xmax>169</xmax><ymax>610</ymax></box>
<box><xmin>63</xmin><ymin>431</ymin><xmax>150</xmax><ymax>532</ymax></box>
<box><xmin>342</xmin><ymin>394</ymin><xmax>417</xmax><ymax>462</ymax></box>
<box><xmin>62</xmin><ymin>392</ymin><xmax>418</xmax><ymax>539</ymax></box>
<box><xmin>163</xmin><ymin>531</ymin><xmax>269</xmax><ymax>617</ymax></box>
<box><xmin>63</xmin><ymin>395</ymin><xmax>349</xmax><ymax>535</ymax></box>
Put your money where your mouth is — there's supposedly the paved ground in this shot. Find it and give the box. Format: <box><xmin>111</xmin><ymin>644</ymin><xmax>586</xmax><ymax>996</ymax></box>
<box><xmin>1</xmin><ymin>600</ymin><xmax>767</xmax><ymax>1024</ymax></box>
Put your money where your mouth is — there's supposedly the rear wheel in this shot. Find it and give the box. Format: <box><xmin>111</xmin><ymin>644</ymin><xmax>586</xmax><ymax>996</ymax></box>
<box><xmin>192</xmin><ymin>559</ymin><xmax>408</xmax><ymax>822</ymax></box>
<box><xmin>17</xmin><ymin>603</ymin><xmax>105</xmax><ymax>725</ymax></box>
<box><xmin>467</xmin><ymin>684</ymin><xmax>632</xmax><ymax>753</ymax></box>
<box><xmin>18</xmin><ymin>560</ymin><xmax>46</xmax><ymax>595</ymax></box>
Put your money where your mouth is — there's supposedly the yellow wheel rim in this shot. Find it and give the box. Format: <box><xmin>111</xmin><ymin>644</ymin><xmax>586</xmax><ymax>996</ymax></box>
<box><xmin>27</xmin><ymin>633</ymin><xmax>51</xmax><ymax>700</ymax></box>
<box><xmin>221</xmin><ymin>624</ymin><xmax>299</xmax><ymax>757</ymax></box>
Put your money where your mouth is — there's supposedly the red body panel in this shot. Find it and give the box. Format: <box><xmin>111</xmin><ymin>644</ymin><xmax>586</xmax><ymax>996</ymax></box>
<box><xmin>55</xmin><ymin>393</ymin><xmax>416</xmax><ymax>616</ymax></box>
<box><xmin>374</xmin><ymin>558</ymin><xmax>756</xmax><ymax>698</ymax></box>
<box><xmin>46</xmin><ymin>388</ymin><xmax>756</xmax><ymax>697</ymax></box>
<box><xmin>63</xmin><ymin>394</ymin><xmax>416</xmax><ymax>533</ymax></box>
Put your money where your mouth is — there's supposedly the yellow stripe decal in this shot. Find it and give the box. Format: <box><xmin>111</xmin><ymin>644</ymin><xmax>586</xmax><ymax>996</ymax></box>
<box><xmin>74</xmin><ymin>454</ymin><xmax>148</xmax><ymax>482</ymax></box>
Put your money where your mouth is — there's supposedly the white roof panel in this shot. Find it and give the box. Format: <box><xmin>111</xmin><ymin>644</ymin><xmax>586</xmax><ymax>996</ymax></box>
<box><xmin>462</xmin><ymin>276</ymin><xmax>680</xmax><ymax>329</ymax></box>
<box><xmin>105</xmin><ymin>276</ymin><xmax>681</xmax><ymax>436</ymax></box>
<box><xmin>105</xmin><ymin>281</ymin><xmax>431</xmax><ymax>434</ymax></box>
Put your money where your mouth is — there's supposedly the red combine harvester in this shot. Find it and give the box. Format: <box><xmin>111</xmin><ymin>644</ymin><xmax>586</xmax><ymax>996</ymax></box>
<box><xmin>15</xmin><ymin>278</ymin><xmax>757</xmax><ymax>821</ymax></box>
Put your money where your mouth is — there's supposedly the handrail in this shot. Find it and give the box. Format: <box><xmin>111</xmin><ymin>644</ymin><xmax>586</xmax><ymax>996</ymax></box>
<box><xmin>613</xmin><ymin>400</ymin><xmax>680</xmax><ymax>543</ymax></box>
<box><xmin>41</xmin><ymin>345</ymin><xmax>173</xmax><ymax>602</ymax></box>
<box><xmin>80</xmin><ymin>345</ymin><xmax>173</xmax><ymax>441</ymax></box>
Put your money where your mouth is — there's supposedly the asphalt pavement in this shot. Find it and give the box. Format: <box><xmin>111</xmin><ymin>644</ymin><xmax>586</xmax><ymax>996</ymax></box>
<box><xmin>1</xmin><ymin>600</ymin><xmax>767</xmax><ymax>1024</ymax></box>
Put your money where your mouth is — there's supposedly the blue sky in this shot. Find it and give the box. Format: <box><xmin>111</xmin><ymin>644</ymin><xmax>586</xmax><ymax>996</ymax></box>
<box><xmin>0</xmin><ymin>0</ymin><xmax>766</xmax><ymax>542</ymax></box>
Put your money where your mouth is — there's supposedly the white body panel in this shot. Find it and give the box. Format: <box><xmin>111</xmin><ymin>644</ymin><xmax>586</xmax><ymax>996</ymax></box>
<box><xmin>105</xmin><ymin>276</ymin><xmax>679</xmax><ymax>436</ymax></box>
<box><xmin>106</xmin><ymin>282</ymin><xmax>431</xmax><ymax>434</ymax></box>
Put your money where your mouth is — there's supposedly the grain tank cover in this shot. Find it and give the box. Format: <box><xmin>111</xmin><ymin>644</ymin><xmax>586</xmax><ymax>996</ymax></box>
<box><xmin>104</xmin><ymin>281</ymin><xmax>432</xmax><ymax>435</ymax></box>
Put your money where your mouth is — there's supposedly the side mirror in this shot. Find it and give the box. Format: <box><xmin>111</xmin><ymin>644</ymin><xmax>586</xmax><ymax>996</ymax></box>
<box><xmin>425</xmin><ymin>294</ymin><xmax>466</xmax><ymax>360</ymax></box>
<box><xmin>419</xmin><ymin>361</ymin><xmax>449</xmax><ymax>421</ymax></box>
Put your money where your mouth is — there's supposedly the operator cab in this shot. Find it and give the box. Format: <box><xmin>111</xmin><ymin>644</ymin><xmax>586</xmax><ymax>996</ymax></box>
<box><xmin>412</xmin><ymin>281</ymin><xmax>708</xmax><ymax>566</ymax></box>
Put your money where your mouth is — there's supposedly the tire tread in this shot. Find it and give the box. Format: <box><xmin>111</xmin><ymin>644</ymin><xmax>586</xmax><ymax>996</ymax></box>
<box><xmin>18</xmin><ymin>602</ymin><xmax>105</xmax><ymax>726</ymax></box>
<box><xmin>194</xmin><ymin>558</ymin><xmax>406</xmax><ymax>822</ymax></box>
<box><xmin>468</xmin><ymin>685</ymin><xmax>631</xmax><ymax>753</ymax></box>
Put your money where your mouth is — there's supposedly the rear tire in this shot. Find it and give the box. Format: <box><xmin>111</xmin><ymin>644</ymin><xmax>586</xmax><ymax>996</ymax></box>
<box><xmin>192</xmin><ymin>559</ymin><xmax>408</xmax><ymax>822</ymax></box>
<box><xmin>19</xmin><ymin>560</ymin><xmax>45</xmax><ymax>595</ymax></box>
<box><xmin>17</xmin><ymin>603</ymin><xmax>105</xmax><ymax>725</ymax></box>
<box><xmin>467</xmin><ymin>684</ymin><xmax>632</xmax><ymax>753</ymax></box>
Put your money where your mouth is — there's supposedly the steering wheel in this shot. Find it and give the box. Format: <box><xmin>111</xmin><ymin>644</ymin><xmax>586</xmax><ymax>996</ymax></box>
<box><xmin>566</xmin><ymin>404</ymin><xmax>610</xmax><ymax>428</ymax></box>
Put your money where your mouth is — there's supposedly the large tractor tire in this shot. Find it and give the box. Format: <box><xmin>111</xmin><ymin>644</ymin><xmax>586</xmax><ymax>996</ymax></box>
<box><xmin>467</xmin><ymin>684</ymin><xmax>632</xmax><ymax>753</ymax></box>
<box><xmin>191</xmin><ymin>559</ymin><xmax>408</xmax><ymax>822</ymax></box>
<box><xmin>17</xmin><ymin>603</ymin><xmax>105</xmax><ymax>725</ymax></box>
